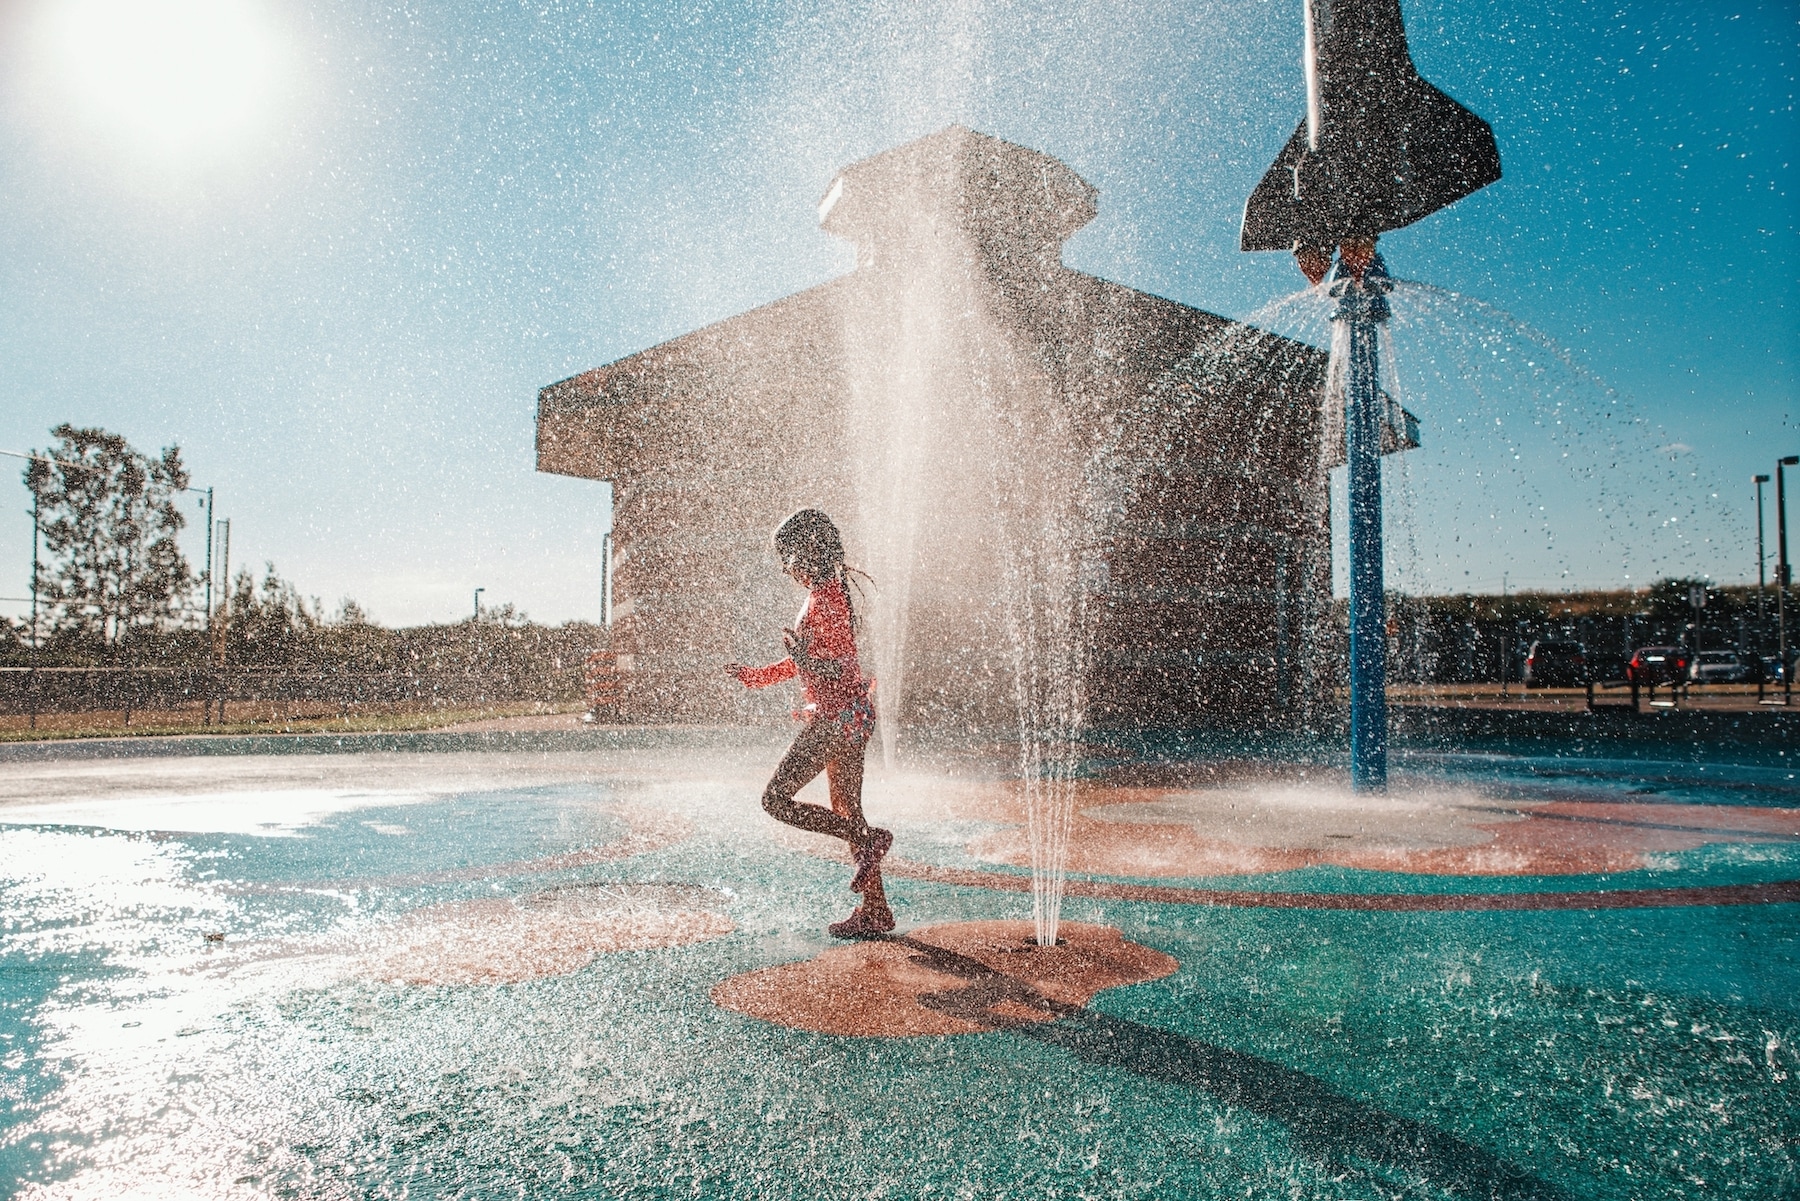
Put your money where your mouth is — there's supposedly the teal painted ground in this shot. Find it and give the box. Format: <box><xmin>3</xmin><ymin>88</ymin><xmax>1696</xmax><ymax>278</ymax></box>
<box><xmin>0</xmin><ymin>738</ymin><xmax>1794</xmax><ymax>1199</ymax></box>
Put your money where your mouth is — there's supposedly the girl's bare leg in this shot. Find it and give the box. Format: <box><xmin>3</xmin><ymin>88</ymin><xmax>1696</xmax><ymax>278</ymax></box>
<box><xmin>761</xmin><ymin>720</ymin><xmax>868</xmax><ymax>844</ymax></box>
<box><xmin>857</xmin><ymin>866</ymin><xmax>891</xmax><ymax>912</ymax></box>
<box><xmin>825</xmin><ymin>738</ymin><xmax>891</xmax><ymax>911</ymax></box>
<box><xmin>824</xmin><ymin>735</ymin><xmax>867</xmax><ymax>827</ymax></box>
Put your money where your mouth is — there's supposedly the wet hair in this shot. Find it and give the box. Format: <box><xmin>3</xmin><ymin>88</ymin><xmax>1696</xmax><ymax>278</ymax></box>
<box><xmin>773</xmin><ymin>509</ymin><xmax>869</xmax><ymax>626</ymax></box>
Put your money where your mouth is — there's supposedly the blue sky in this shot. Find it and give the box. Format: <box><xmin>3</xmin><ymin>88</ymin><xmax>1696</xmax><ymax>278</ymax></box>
<box><xmin>0</xmin><ymin>0</ymin><xmax>1793</xmax><ymax>625</ymax></box>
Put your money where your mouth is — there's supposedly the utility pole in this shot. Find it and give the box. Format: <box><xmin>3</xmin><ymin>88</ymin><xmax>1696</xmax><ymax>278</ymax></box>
<box><xmin>474</xmin><ymin>587</ymin><xmax>485</xmax><ymax>622</ymax></box>
<box><xmin>201</xmin><ymin>487</ymin><xmax>215</xmax><ymax>629</ymax></box>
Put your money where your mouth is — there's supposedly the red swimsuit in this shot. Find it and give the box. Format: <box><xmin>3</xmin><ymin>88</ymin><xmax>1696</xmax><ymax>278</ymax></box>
<box><xmin>736</xmin><ymin>579</ymin><xmax>875</xmax><ymax>741</ymax></box>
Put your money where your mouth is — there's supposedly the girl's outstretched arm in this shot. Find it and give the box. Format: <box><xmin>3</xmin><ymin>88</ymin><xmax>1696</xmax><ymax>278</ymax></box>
<box><xmin>727</xmin><ymin>657</ymin><xmax>798</xmax><ymax>689</ymax></box>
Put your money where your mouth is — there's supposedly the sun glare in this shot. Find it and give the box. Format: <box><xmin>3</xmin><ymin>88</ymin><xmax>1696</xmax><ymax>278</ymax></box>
<box><xmin>40</xmin><ymin>0</ymin><xmax>284</xmax><ymax>157</ymax></box>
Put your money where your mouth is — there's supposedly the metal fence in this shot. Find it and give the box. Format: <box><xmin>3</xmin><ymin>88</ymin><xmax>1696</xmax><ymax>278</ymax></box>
<box><xmin>0</xmin><ymin>664</ymin><xmax>586</xmax><ymax>725</ymax></box>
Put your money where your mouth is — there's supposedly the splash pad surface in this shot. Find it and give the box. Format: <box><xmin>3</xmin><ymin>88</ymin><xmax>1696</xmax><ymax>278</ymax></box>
<box><xmin>0</xmin><ymin>730</ymin><xmax>1795</xmax><ymax>1198</ymax></box>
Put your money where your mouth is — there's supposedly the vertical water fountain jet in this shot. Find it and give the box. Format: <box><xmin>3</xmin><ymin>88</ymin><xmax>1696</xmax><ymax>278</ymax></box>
<box><xmin>1241</xmin><ymin>0</ymin><xmax>1501</xmax><ymax>791</ymax></box>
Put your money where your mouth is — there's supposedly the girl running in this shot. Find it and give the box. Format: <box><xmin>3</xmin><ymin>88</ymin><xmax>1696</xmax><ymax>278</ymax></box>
<box><xmin>725</xmin><ymin>509</ymin><xmax>894</xmax><ymax>937</ymax></box>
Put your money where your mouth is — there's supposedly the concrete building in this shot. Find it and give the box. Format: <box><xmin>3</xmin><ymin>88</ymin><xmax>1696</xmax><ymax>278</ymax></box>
<box><xmin>537</xmin><ymin>126</ymin><xmax>1330</xmax><ymax>732</ymax></box>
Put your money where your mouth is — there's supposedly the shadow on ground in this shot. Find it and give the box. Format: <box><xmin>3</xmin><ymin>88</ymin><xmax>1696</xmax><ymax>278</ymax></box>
<box><xmin>896</xmin><ymin>936</ymin><xmax>1566</xmax><ymax>1201</ymax></box>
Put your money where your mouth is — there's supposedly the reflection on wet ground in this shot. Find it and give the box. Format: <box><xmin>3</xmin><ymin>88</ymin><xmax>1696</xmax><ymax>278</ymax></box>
<box><xmin>352</xmin><ymin>888</ymin><xmax>736</xmax><ymax>986</ymax></box>
<box><xmin>1</xmin><ymin>736</ymin><xmax>1796</xmax><ymax>1198</ymax></box>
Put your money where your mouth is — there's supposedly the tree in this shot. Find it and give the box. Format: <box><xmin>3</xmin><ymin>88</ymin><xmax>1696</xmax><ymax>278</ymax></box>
<box><xmin>223</xmin><ymin>562</ymin><xmax>323</xmax><ymax>665</ymax></box>
<box><xmin>24</xmin><ymin>425</ymin><xmax>193</xmax><ymax>650</ymax></box>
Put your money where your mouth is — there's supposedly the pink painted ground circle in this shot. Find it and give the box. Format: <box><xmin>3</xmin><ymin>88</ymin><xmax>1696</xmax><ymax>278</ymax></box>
<box><xmin>712</xmin><ymin>921</ymin><xmax>1176</xmax><ymax>1037</ymax></box>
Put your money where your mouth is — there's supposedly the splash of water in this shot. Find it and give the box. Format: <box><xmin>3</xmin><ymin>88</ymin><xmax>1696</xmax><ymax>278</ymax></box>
<box><xmin>989</xmin><ymin>309</ymin><xmax>1331</xmax><ymax>944</ymax></box>
<box><xmin>838</xmin><ymin>185</ymin><xmax>1340</xmax><ymax>945</ymax></box>
<box><xmin>1244</xmin><ymin>277</ymin><xmax>1735</xmax><ymax>598</ymax></box>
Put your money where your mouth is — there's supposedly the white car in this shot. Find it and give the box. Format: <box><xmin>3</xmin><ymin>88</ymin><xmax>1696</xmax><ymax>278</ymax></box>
<box><xmin>1688</xmin><ymin>651</ymin><xmax>1753</xmax><ymax>684</ymax></box>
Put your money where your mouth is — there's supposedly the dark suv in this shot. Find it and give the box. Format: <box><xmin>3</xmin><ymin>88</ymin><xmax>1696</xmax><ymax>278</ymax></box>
<box><xmin>1626</xmin><ymin>646</ymin><xmax>1689</xmax><ymax>687</ymax></box>
<box><xmin>1523</xmin><ymin>640</ymin><xmax>1587</xmax><ymax>688</ymax></box>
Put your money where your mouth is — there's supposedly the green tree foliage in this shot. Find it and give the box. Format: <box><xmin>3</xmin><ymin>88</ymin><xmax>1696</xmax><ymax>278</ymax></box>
<box><xmin>221</xmin><ymin>563</ymin><xmax>322</xmax><ymax>664</ymax></box>
<box><xmin>24</xmin><ymin>425</ymin><xmax>193</xmax><ymax>650</ymax></box>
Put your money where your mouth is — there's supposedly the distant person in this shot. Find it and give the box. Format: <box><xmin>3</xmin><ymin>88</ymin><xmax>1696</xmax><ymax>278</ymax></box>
<box><xmin>726</xmin><ymin>509</ymin><xmax>893</xmax><ymax>937</ymax></box>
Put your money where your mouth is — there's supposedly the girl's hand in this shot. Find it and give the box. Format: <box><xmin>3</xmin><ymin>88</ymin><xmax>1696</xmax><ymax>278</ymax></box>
<box><xmin>723</xmin><ymin>662</ymin><xmax>747</xmax><ymax>682</ymax></box>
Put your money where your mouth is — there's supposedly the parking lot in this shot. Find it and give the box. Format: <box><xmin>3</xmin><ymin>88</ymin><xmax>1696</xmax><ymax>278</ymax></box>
<box><xmin>1389</xmin><ymin>681</ymin><xmax>1793</xmax><ymax>713</ymax></box>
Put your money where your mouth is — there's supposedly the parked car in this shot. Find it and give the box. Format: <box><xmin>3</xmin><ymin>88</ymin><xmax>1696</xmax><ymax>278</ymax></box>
<box><xmin>1688</xmin><ymin>650</ymin><xmax>1754</xmax><ymax>684</ymax></box>
<box><xmin>1523</xmin><ymin>640</ymin><xmax>1587</xmax><ymax>687</ymax></box>
<box><xmin>1626</xmin><ymin>646</ymin><xmax>1688</xmax><ymax>687</ymax></box>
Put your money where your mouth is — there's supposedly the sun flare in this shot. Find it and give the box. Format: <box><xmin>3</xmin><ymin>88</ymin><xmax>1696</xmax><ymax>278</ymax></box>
<box><xmin>39</xmin><ymin>0</ymin><xmax>285</xmax><ymax>156</ymax></box>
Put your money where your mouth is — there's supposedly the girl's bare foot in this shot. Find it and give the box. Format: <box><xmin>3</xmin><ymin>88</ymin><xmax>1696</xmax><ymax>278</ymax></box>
<box><xmin>849</xmin><ymin>828</ymin><xmax>893</xmax><ymax>892</ymax></box>
<box><xmin>827</xmin><ymin>904</ymin><xmax>895</xmax><ymax>939</ymax></box>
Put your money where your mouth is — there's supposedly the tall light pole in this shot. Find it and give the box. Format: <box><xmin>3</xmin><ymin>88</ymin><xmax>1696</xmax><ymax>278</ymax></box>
<box><xmin>474</xmin><ymin>587</ymin><xmax>485</xmax><ymax>622</ymax></box>
<box><xmin>192</xmin><ymin>486</ymin><xmax>215</xmax><ymax>628</ymax></box>
<box><xmin>1755</xmin><ymin>474</ymin><xmax>1771</xmax><ymax>628</ymax></box>
<box><xmin>1778</xmin><ymin>456</ymin><xmax>1797</xmax><ymax>704</ymax></box>
<box><xmin>216</xmin><ymin>518</ymin><xmax>232</xmax><ymax>621</ymax></box>
<box><xmin>188</xmin><ymin>486</ymin><xmax>214</xmax><ymax>722</ymax></box>
<box><xmin>179</xmin><ymin>486</ymin><xmax>216</xmax><ymax>726</ymax></box>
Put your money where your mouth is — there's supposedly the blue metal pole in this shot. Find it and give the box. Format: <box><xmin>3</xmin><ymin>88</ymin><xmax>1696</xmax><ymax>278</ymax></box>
<box><xmin>1332</xmin><ymin>254</ymin><xmax>1391</xmax><ymax>791</ymax></box>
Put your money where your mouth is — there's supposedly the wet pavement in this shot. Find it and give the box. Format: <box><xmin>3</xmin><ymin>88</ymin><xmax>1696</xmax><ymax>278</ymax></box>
<box><xmin>0</xmin><ymin>730</ymin><xmax>1794</xmax><ymax>1198</ymax></box>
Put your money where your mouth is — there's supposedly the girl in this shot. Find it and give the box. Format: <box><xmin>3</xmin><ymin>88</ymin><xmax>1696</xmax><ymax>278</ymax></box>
<box><xmin>725</xmin><ymin>509</ymin><xmax>894</xmax><ymax>937</ymax></box>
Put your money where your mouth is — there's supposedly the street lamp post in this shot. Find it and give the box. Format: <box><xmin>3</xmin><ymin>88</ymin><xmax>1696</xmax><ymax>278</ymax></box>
<box><xmin>196</xmin><ymin>487</ymin><xmax>215</xmax><ymax>627</ymax></box>
<box><xmin>1778</xmin><ymin>456</ymin><xmax>1797</xmax><ymax>704</ymax></box>
<box><xmin>474</xmin><ymin>588</ymin><xmax>485</xmax><ymax>622</ymax></box>
<box><xmin>1754</xmin><ymin>474</ymin><xmax>1770</xmax><ymax>702</ymax></box>
<box><xmin>1754</xmin><ymin>475</ymin><xmax>1771</xmax><ymax>625</ymax></box>
<box><xmin>188</xmin><ymin>486</ymin><xmax>215</xmax><ymax>724</ymax></box>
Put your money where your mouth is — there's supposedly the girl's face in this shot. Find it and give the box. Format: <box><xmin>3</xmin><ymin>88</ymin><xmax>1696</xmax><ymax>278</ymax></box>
<box><xmin>780</xmin><ymin>552</ymin><xmax>814</xmax><ymax>588</ymax></box>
